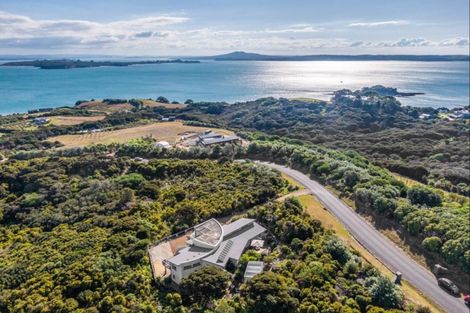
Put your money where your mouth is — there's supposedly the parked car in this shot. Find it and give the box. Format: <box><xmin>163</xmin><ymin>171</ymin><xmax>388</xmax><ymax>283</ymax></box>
<box><xmin>464</xmin><ymin>294</ymin><xmax>470</xmax><ymax>306</ymax></box>
<box><xmin>437</xmin><ymin>278</ymin><xmax>459</xmax><ymax>296</ymax></box>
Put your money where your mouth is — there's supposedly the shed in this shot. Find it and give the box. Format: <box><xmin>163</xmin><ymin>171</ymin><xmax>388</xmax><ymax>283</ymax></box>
<box><xmin>243</xmin><ymin>261</ymin><xmax>264</xmax><ymax>282</ymax></box>
<box><xmin>156</xmin><ymin>141</ymin><xmax>171</xmax><ymax>149</ymax></box>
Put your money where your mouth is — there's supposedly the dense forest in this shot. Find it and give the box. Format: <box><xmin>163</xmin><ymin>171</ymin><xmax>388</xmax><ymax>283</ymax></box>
<box><xmin>0</xmin><ymin>150</ymin><xmax>423</xmax><ymax>312</ymax></box>
<box><xmin>180</xmin><ymin>89</ymin><xmax>470</xmax><ymax>196</ymax></box>
<box><xmin>0</xmin><ymin>155</ymin><xmax>283</xmax><ymax>312</ymax></box>
<box><xmin>54</xmin><ymin>137</ymin><xmax>470</xmax><ymax>281</ymax></box>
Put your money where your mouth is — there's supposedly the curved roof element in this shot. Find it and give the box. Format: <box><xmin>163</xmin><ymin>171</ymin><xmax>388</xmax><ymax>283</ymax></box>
<box><xmin>191</xmin><ymin>218</ymin><xmax>223</xmax><ymax>248</ymax></box>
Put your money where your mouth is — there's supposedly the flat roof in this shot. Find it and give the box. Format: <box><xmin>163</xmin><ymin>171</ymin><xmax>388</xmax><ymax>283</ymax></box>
<box><xmin>244</xmin><ymin>261</ymin><xmax>264</xmax><ymax>279</ymax></box>
<box><xmin>166</xmin><ymin>245</ymin><xmax>213</xmax><ymax>265</ymax></box>
<box><xmin>223</xmin><ymin>218</ymin><xmax>255</xmax><ymax>237</ymax></box>
<box><xmin>166</xmin><ymin>218</ymin><xmax>265</xmax><ymax>267</ymax></box>
<box><xmin>203</xmin><ymin>221</ymin><xmax>266</xmax><ymax>267</ymax></box>
<box><xmin>201</xmin><ymin>136</ymin><xmax>239</xmax><ymax>145</ymax></box>
<box><xmin>199</xmin><ymin>132</ymin><xmax>224</xmax><ymax>139</ymax></box>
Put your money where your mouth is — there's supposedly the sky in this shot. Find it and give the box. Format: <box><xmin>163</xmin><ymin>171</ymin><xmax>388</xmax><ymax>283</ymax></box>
<box><xmin>0</xmin><ymin>0</ymin><xmax>469</xmax><ymax>56</ymax></box>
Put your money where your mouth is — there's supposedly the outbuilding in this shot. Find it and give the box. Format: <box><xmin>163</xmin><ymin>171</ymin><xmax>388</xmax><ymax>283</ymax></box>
<box><xmin>243</xmin><ymin>261</ymin><xmax>264</xmax><ymax>282</ymax></box>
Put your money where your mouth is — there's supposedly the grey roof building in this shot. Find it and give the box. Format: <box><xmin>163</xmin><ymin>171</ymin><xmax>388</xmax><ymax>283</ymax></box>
<box><xmin>196</xmin><ymin>130</ymin><xmax>241</xmax><ymax>147</ymax></box>
<box><xmin>199</xmin><ymin>135</ymin><xmax>241</xmax><ymax>146</ymax></box>
<box><xmin>165</xmin><ymin>218</ymin><xmax>266</xmax><ymax>284</ymax></box>
<box><xmin>243</xmin><ymin>261</ymin><xmax>264</xmax><ymax>282</ymax></box>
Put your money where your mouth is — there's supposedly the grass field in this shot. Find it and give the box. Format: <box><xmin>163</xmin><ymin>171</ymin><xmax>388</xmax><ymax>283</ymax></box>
<box><xmin>297</xmin><ymin>194</ymin><xmax>443</xmax><ymax>312</ymax></box>
<box><xmin>48</xmin><ymin>115</ymin><xmax>106</xmax><ymax>126</ymax></box>
<box><xmin>141</xmin><ymin>99</ymin><xmax>186</xmax><ymax>109</ymax></box>
<box><xmin>49</xmin><ymin>121</ymin><xmax>234</xmax><ymax>148</ymax></box>
<box><xmin>76</xmin><ymin>101</ymin><xmax>134</xmax><ymax>113</ymax></box>
<box><xmin>75</xmin><ymin>99</ymin><xmax>185</xmax><ymax>113</ymax></box>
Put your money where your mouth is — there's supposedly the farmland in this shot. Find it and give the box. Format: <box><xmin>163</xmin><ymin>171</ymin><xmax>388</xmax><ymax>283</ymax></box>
<box><xmin>49</xmin><ymin>121</ymin><xmax>234</xmax><ymax>148</ymax></box>
<box><xmin>48</xmin><ymin>115</ymin><xmax>106</xmax><ymax>126</ymax></box>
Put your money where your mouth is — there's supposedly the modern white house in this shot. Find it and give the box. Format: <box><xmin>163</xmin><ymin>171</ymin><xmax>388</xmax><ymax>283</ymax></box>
<box><xmin>164</xmin><ymin>218</ymin><xmax>266</xmax><ymax>284</ymax></box>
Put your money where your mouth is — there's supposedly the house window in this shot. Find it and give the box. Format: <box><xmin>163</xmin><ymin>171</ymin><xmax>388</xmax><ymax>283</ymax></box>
<box><xmin>183</xmin><ymin>265</ymin><xmax>193</xmax><ymax>270</ymax></box>
<box><xmin>172</xmin><ymin>265</ymin><xmax>176</xmax><ymax>270</ymax></box>
<box><xmin>192</xmin><ymin>262</ymin><xmax>201</xmax><ymax>268</ymax></box>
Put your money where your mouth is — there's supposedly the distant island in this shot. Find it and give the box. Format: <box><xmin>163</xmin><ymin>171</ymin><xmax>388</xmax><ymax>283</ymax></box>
<box><xmin>359</xmin><ymin>85</ymin><xmax>424</xmax><ymax>97</ymax></box>
<box><xmin>211</xmin><ymin>51</ymin><xmax>470</xmax><ymax>62</ymax></box>
<box><xmin>1</xmin><ymin>59</ymin><xmax>200</xmax><ymax>69</ymax></box>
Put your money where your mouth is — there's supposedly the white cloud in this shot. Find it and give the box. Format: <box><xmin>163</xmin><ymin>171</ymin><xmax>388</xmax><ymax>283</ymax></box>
<box><xmin>348</xmin><ymin>20</ymin><xmax>409</xmax><ymax>27</ymax></box>
<box><xmin>378</xmin><ymin>38</ymin><xmax>431</xmax><ymax>47</ymax></box>
<box><xmin>0</xmin><ymin>10</ymin><xmax>467</xmax><ymax>54</ymax></box>
<box><xmin>0</xmin><ymin>10</ymin><xmax>188</xmax><ymax>43</ymax></box>
<box><xmin>439</xmin><ymin>37</ymin><xmax>469</xmax><ymax>47</ymax></box>
<box><xmin>265</xmin><ymin>24</ymin><xmax>322</xmax><ymax>34</ymax></box>
<box><xmin>349</xmin><ymin>37</ymin><xmax>470</xmax><ymax>49</ymax></box>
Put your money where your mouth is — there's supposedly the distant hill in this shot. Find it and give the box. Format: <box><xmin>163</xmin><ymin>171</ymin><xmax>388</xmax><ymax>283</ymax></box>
<box><xmin>212</xmin><ymin>51</ymin><xmax>470</xmax><ymax>62</ymax></box>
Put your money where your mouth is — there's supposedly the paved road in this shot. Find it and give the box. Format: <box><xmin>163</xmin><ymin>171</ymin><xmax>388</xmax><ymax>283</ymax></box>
<box><xmin>261</xmin><ymin>162</ymin><xmax>467</xmax><ymax>313</ymax></box>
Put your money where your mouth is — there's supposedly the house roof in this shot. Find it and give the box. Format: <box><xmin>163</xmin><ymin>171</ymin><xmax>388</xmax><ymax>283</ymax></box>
<box><xmin>200</xmin><ymin>136</ymin><xmax>239</xmax><ymax>146</ymax></box>
<box><xmin>166</xmin><ymin>218</ymin><xmax>266</xmax><ymax>267</ymax></box>
<box><xmin>223</xmin><ymin>218</ymin><xmax>255</xmax><ymax>237</ymax></box>
<box><xmin>199</xmin><ymin>132</ymin><xmax>224</xmax><ymax>140</ymax></box>
<box><xmin>166</xmin><ymin>245</ymin><xmax>213</xmax><ymax>265</ymax></box>
<box><xmin>203</xmin><ymin>221</ymin><xmax>266</xmax><ymax>267</ymax></box>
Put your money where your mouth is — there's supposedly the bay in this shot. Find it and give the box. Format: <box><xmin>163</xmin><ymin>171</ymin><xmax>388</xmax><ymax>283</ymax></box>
<box><xmin>0</xmin><ymin>60</ymin><xmax>468</xmax><ymax>115</ymax></box>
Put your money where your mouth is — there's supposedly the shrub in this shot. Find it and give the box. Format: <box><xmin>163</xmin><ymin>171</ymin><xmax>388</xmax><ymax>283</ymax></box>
<box><xmin>180</xmin><ymin>266</ymin><xmax>230</xmax><ymax>308</ymax></box>
<box><xmin>407</xmin><ymin>186</ymin><xmax>442</xmax><ymax>207</ymax></box>
<box><xmin>242</xmin><ymin>272</ymin><xmax>299</xmax><ymax>313</ymax></box>
<box><xmin>365</xmin><ymin>276</ymin><xmax>404</xmax><ymax>309</ymax></box>
<box><xmin>116</xmin><ymin>173</ymin><xmax>145</xmax><ymax>188</ymax></box>
<box><xmin>20</xmin><ymin>193</ymin><xmax>42</xmax><ymax>207</ymax></box>
<box><xmin>422</xmin><ymin>236</ymin><xmax>442</xmax><ymax>252</ymax></box>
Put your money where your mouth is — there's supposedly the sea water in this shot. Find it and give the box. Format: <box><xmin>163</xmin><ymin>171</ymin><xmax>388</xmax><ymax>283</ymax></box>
<box><xmin>0</xmin><ymin>60</ymin><xmax>468</xmax><ymax>114</ymax></box>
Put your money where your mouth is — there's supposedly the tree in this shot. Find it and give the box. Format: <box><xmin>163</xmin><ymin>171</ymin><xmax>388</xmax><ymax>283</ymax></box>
<box><xmin>20</xmin><ymin>192</ymin><xmax>42</xmax><ymax>207</ymax></box>
<box><xmin>242</xmin><ymin>272</ymin><xmax>298</xmax><ymax>313</ymax></box>
<box><xmin>325</xmin><ymin>238</ymin><xmax>351</xmax><ymax>265</ymax></box>
<box><xmin>365</xmin><ymin>276</ymin><xmax>404</xmax><ymax>309</ymax></box>
<box><xmin>407</xmin><ymin>186</ymin><xmax>442</xmax><ymax>207</ymax></box>
<box><xmin>344</xmin><ymin>170</ymin><xmax>360</xmax><ymax>189</ymax></box>
<box><xmin>116</xmin><ymin>173</ymin><xmax>145</xmax><ymax>188</ymax></box>
<box><xmin>157</xmin><ymin>96</ymin><xmax>170</xmax><ymax>103</ymax></box>
<box><xmin>180</xmin><ymin>266</ymin><xmax>230</xmax><ymax>308</ymax></box>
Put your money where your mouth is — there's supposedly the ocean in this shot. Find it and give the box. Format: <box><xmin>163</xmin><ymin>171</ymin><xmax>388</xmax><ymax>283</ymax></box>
<box><xmin>0</xmin><ymin>60</ymin><xmax>468</xmax><ymax>115</ymax></box>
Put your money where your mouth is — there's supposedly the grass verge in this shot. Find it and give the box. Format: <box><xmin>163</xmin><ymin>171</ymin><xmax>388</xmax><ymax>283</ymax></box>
<box><xmin>297</xmin><ymin>194</ymin><xmax>444</xmax><ymax>313</ymax></box>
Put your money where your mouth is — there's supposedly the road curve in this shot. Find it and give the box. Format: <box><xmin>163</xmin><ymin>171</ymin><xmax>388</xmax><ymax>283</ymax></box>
<box><xmin>261</xmin><ymin>162</ymin><xmax>466</xmax><ymax>313</ymax></box>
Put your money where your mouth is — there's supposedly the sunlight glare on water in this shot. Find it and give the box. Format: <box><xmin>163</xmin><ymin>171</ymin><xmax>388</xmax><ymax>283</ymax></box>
<box><xmin>0</xmin><ymin>60</ymin><xmax>468</xmax><ymax>114</ymax></box>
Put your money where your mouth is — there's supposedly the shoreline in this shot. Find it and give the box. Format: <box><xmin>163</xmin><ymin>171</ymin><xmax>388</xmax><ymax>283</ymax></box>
<box><xmin>1</xmin><ymin>94</ymin><xmax>469</xmax><ymax>117</ymax></box>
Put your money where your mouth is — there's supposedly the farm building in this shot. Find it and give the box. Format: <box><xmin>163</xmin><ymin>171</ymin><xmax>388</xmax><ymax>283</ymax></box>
<box><xmin>31</xmin><ymin>117</ymin><xmax>49</xmax><ymax>126</ymax></box>
<box><xmin>196</xmin><ymin>130</ymin><xmax>241</xmax><ymax>147</ymax></box>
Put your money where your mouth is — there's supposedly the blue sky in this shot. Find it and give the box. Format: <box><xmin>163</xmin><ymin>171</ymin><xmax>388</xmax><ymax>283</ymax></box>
<box><xmin>0</xmin><ymin>0</ymin><xmax>468</xmax><ymax>55</ymax></box>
